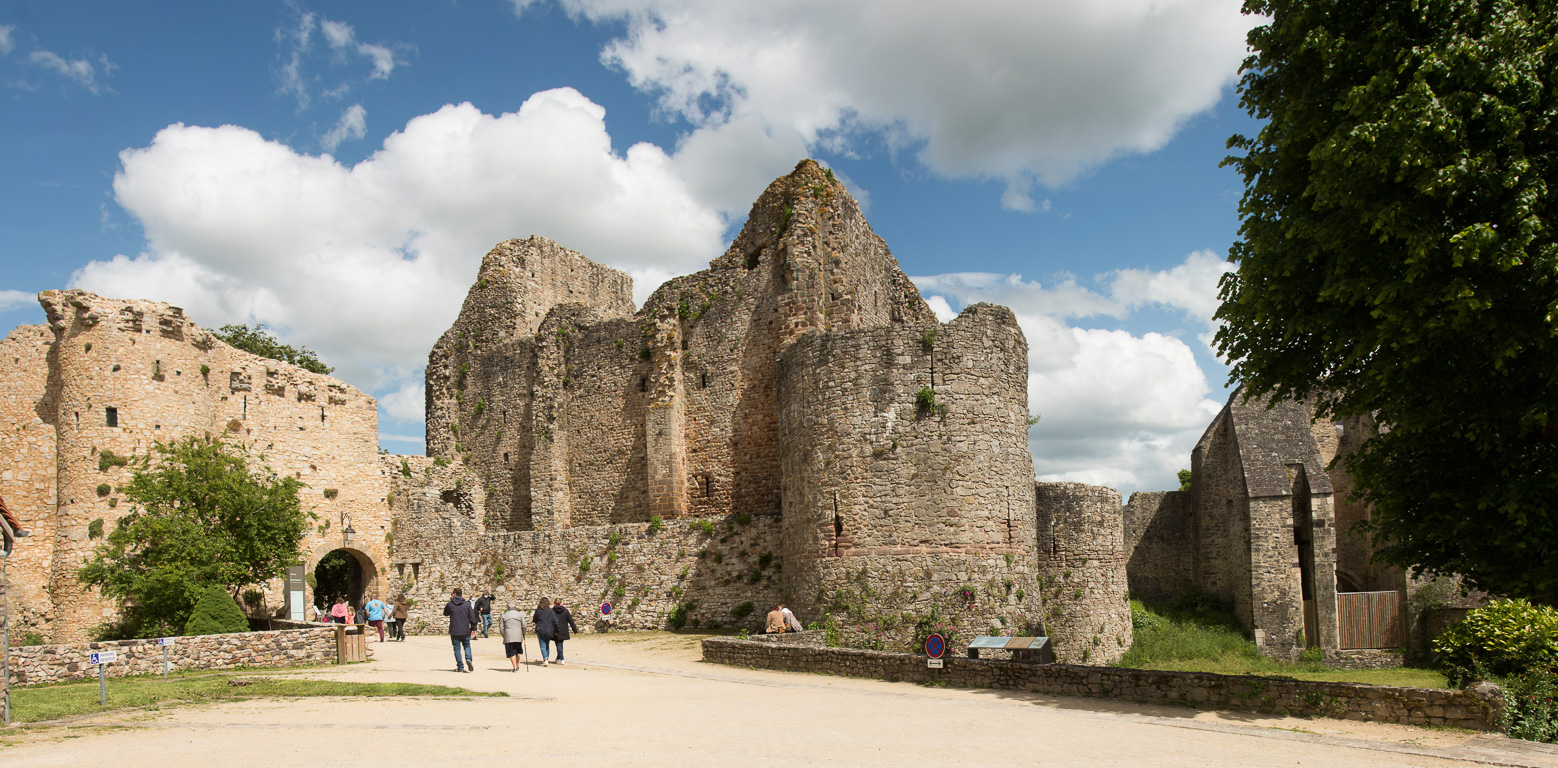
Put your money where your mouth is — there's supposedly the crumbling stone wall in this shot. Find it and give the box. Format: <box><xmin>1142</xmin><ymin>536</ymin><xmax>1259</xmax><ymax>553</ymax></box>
<box><xmin>5</xmin><ymin>627</ymin><xmax>337</xmax><ymax>686</ymax></box>
<box><xmin>1034</xmin><ymin>482</ymin><xmax>1133</xmax><ymax>664</ymax></box>
<box><xmin>0</xmin><ymin>292</ymin><xmax>394</xmax><ymax>642</ymax></box>
<box><xmin>386</xmin><ymin>456</ymin><xmax>785</xmax><ymax>634</ymax></box>
<box><xmin>0</xmin><ymin>325</ymin><xmax>57</xmax><ymax>638</ymax></box>
<box><xmin>777</xmin><ymin>304</ymin><xmax>1039</xmax><ymax>644</ymax></box>
<box><xmin>1122</xmin><ymin>490</ymin><xmax>1192</xmax><ymax>603</ymax></box>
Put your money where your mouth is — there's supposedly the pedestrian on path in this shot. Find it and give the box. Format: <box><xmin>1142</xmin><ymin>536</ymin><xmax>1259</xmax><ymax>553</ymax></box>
<box><xmin>551</xmin><ymin>598</ymin><xmax>579</xmax><ymax>664</ymax></box>
<box><xmin>500</xmin><ymin>602</ymin><xmax>528</xmax><ymax>672</ymax></box>
<box><xmin>366</xmin><ymin>594</ymin><xmax>388</xmax><ymax>642</ymax></box>
<box><xmin>444</xmin><ymin>588</ymin><xmax>479</xmax><ymax>673</ymax></box>
<box><xmin>476</xmin><ymin>591</ymin><xmax>495</xmax><ymax>638</ymax></box>
<box><xmin>392</xmin><ymin>594</ymin><xmax>409</xmax><ymax>641</ymax></box>
<box><xmin>532</xmin><ymin>597</ymin><xmax>559</xmax><ymax>667</ymax></box>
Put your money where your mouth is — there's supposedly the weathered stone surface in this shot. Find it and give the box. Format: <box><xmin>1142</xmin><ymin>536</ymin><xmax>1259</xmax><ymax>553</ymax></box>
<box><xmin>701</xmin><ymin>638</ymin><xmax>1500</xmax><ymax>731</ymax></box>
<box><xmin>6</xmin><ymin>627</ymin><xmax>337</xmax><ymax>687</ymax></box>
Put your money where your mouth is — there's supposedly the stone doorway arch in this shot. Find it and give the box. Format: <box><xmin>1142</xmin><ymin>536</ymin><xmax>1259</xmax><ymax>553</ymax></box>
<box><xmin>310</xmin><ymin>547</ymin><xmax>380</xmax><ymax>612</ymax></box>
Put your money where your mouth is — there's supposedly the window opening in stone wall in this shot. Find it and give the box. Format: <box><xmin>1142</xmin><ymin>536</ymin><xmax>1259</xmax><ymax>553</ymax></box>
<box><xmin>833</xmin><ymin>493</ymin><xmax>842</xmax><ymax>556</ymax></box>
<box><xmin>700</xmin><ymin>372</ymin><xmax>707</xmax><ymax>390</ymax></box>
<box><xmin>504</xmin><ymin>452</ymin><xmax>510</xmax><ymax>465</ymax></box>
<box><xmin>701</xmin><ymin>475</ymin><xmax>711</xmax><ymax>497</ymax></box>
<box><xmin>74</xmin><ymin>411</ymin><xmax>79</xmax><ymax>428</ymax></box>
<box><xmin>639</xmin><ymin>376</ymin><xmax>648</xmax><ymax>393</ymax></box>
<box><xmin>320</xmin><ymin>406</ymin><xmax>326</xmax><ymax>423</ymax></box>
<box><xmin>105</xmin><ymin>407</ymin><xmax>118</xmax><ymax>428</ymax></box>
<box><xmin>243</xmin><ymin>395</ymin><xmax>248</xmax><ymax>419</ymax></box>
<box><xmin>503</xmin><ymin>409</ymin><xmax>508</xmax><ymax>424</ymax></box>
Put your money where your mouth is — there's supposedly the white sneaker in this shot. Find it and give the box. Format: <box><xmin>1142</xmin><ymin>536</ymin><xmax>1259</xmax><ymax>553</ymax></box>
<box><xmin>541</xmin><ymin>659</ymin><xmax>548</xmax><ymax>666</ymax></box>
<box><xmin>556</xmin><ymin>659</ymin><xmax>565</xmax><ymax>665</ymax></box>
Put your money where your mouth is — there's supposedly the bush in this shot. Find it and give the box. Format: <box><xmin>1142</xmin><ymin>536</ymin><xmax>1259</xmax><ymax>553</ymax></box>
<box><xmin>1500</xmin><ymin>669</ymin><xmax>1558</xmax><ymax>743</ymax></box>
<box><xmin>1435</xmin><ymin>599</ymin><xmax>1558</xmax><ymax>684</ymax></box>
<box><xmin>184</xmin><ymin>585</ymin><xmax>250</xmax><ymax>636</ymax></box>
<box><xmin>668</xmin><ymin>603</ymin><xmax>690</xmax><ymax>630</ymax></box>
<box><xmin>98</xmin><ymin>450</ymin><xmax>130</xmax><ymax>472</ymax></box>
<box><xmin>731</xmin><ymin>601</ymin><xmax>754</xmax><ymax>620</ymax></box>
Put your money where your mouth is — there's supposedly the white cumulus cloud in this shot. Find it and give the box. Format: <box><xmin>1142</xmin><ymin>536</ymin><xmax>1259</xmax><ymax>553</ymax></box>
<box><xmin>0</xmin><ymin>289</ymin><xmax>35</xmax><ymax>313</ymax></box>
<box><xmin>526</xmin><ymin>0</ymin><xmax>1252</xmax><ymax>210</ymax></box>
<box><xmin>72</xmin><ymin>89</ymin><xmax>726</xmax><ymax>400</ymax></box>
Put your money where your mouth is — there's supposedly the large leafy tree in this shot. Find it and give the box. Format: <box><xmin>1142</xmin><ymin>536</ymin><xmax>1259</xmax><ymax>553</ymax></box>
<box><xmin>79</xmin><ymin>437</ymin><xmax>311</xmax><ymax>638</ymax></box>
<box><xmin>1218</xmin><ymin>0</ymin><xmax>1558</xmax><ymax>603</ymax></box>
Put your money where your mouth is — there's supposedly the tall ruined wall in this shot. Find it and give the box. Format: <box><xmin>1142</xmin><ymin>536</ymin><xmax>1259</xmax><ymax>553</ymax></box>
<box><xmin>1033</xmin><ymin>482</ymin><xmax>1133</xmax><ymax>664</ymax></box>
<box><xmin>1122</xmin><ymin>490</ymin><xmax>1192</xmax><ymax>603</ymax></box>
<box><xmin>28</xmin><ymin>291</ymin><xmax>391</xmax><ymax>642</ymax></box>
<box><xmin>1188</xmin><ymin>407</ymin><xmax>1252</xmax><ymax>619</ymax></box>
<box><xmin>778</xmin><ymin>304</ymin><xmax>1037</xmax><ymax>641</ymax></box>
<box><xmin>387</xmin><ymin>456</ymin><xmax>785</xmax><ymax>634</ymax></box>
<box><xmin>429</xmin><ymin>160</ymin><xmax>937</xmax><ymax>533</ymax></box>
<box><xmin>0</xmin><ymin>326</ymin><xmax>58</xmax><ymax>638</ymax></box>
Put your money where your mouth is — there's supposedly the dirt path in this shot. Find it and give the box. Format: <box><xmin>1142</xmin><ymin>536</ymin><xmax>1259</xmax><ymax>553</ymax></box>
<box><xmin>3</xmin><ymin>632</ymin><xmax>1556</xmax><ymax>767</ymax></box>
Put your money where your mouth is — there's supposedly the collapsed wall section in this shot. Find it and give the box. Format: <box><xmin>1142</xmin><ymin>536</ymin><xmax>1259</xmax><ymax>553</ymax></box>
<box><xmin>779</xmin><ymin>304</ymin><xmax>1037</xmax><ymax>642</ymax></box>
<box><xmin>1033</xmin><ymin>482</ymin><xmax>1133</xmax><ymax>664</ymax></box>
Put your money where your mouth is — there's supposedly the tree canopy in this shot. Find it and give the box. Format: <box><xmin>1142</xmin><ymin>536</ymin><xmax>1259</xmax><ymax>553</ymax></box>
<box><xmin>1218</xmin><ymin>0</ymin><xmax>1558</xmax><ymax>603</ymax></box>
<box><xmin>213</xmin><ymin>323</ymin><xmax>334</xmax><ymax>375</ymax></box>
<box><xmin>79</xmin><ymin>437</ymin><xmax>311</xmax><ymax>638</ymax></box>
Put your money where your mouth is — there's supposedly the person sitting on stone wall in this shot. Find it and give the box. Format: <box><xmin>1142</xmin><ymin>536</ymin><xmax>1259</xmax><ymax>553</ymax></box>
<box><xmin>765</xmin><ymin>605</ymin><xmax>787</xmax><ymax>634</ymax></box>
<box><xmin>780</xmin><ymin>604</ymin><xmax>803</xmax><ymax>633</ymax></box>
<box><xmin>330</xmin><ymin>598</ymin><xmax>348</xmax><ymax>624</ymax></box>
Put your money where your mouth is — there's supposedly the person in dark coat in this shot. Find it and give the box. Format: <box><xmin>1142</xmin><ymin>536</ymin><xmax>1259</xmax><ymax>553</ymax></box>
<box><xmin>443</xmin><ymin>588</ymin><xmax>479</xmax><ymax>672</ymax></box>
<box><xmin>551</xmin><ymin>599</ymin><xmax>580</xmax><ymax>664</ymax></box>
<box><xmin>532</xmin><ymin>597</ymin><xmax>559</xmax><ymax>667</ymax></box>
<box><xmin>475</xmin><ymin>591</ymin><xmax>495</xmax><ymax>638</ymax></box>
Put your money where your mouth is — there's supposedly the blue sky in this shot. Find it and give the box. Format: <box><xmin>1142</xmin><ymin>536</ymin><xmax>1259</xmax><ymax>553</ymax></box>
<box><xmin>1</xmin><ymin>0</ymin><xmax>1261</xmax><ymax>495</ymax></box>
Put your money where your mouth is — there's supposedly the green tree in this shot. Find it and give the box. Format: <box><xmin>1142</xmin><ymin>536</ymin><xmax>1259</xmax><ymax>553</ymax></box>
<box><xmin>212</xmin><ymin>323</ymin><xmax>334</xmax><ymax>375</ymax></box>
<box><xmin>1177</xmin><ymin>469</ymin><xmax>1193</xmax><ymax>493</ymax></box>
<box><xmin>184</xmin><ymin>584</ymin><xmax>252</xmax><ymax>636</ymax></box>
<box><xmin>79</xmin><ymin>437</ymin><xmax>311</xmax><ymax>638</ymax></box>
<box><xmin>1218</xmin><ymin>0</ymin><xmax>1558</xmax><ymax>602</ymax></box>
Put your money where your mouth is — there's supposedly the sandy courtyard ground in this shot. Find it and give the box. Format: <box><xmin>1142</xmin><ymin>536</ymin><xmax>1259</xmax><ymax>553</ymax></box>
<box><xmin>4</xmin><ymin>631</ymin><xmax>1557</xmax><ymax>767</ymax></box>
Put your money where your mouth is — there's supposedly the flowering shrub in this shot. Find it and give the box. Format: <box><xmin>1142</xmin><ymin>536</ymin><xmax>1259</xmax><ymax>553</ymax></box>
<box><xmin>1501</xmin><ymin>669</ymin><xmax>1557</xmax><ymax>744</ymax></box>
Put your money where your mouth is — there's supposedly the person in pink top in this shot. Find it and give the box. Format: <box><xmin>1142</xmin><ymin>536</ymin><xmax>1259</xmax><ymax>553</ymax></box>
<box><xmin>330</xmin><ymin>598</ymin><xmax>348</xmax><ymax>624</ymax></box>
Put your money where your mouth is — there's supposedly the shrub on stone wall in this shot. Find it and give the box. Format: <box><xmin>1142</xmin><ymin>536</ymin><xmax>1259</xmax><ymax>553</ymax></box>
<box><xmin>1436</xmin><ymin>599</ymin><xmax>1558</xmax><ymax>684</ymax></box>
<box><xmin>185</xmin><ymin>585</ymin><xmax>250</xmax><ymax>636</ymax></box>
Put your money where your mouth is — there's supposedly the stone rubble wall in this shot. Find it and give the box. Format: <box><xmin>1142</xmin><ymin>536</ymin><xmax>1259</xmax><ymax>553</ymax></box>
<box><xmin>0</xmin><ymin>325</ymin><xmax>58</xmax><ymax>639</ymax></box>
<box><xmin>6</xmin><ymin>627</ymin><xmax>338</xmax><ymax>687</ymax></box>
<box><xmin>2</xmin><ymin>291</ymin><xmax>393</xmax><ymax>643</ymax></box>
<box><xmin>1122</xmin><ymin>490</ymin><xmax>1193</xmax><ymax>603</ymax></box>
<box><xmin>1034</xmin><ymin>482</ymin><xmax>1133</xmax><ymax>665</ymax></box>
<box><xmin>777</xmin><ymin>304</ymin><xmax>1039</xmax><ymax>644</ymax></box>
<box><xmin>701</xmin><ymin>638</ymin><xmax>1500</xmax><ymax>731</ymax></box>
<box><xmin>388</xmin><ymin>456</ymin><xmax>785</xmax><ymax>635</ymax></box>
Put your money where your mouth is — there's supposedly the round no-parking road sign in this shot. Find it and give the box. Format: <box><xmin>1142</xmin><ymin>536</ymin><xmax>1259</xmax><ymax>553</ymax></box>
<box><xmin>601</xmin><ymin>602</ymin><xmax>612</xmax><ymax>615</ymax></box>
<box><xmin>925</xmin><ymin>633</ymin><xmax>945</xmax><ymax>659</ymax></box>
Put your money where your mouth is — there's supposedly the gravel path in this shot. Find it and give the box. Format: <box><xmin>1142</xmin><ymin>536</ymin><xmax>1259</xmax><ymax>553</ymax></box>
<box><xmin>3</xmin><ymin>632</ymin><xmax>1555</xmax><ymax>767</ymax></box>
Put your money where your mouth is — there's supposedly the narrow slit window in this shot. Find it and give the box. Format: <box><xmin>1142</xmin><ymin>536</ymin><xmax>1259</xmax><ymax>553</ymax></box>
<box><xmin>700</xmin><ymin>372</ymin><xmax>707</xmax><ymax>389</ymax></box>
<box><xmin>504</xmin><ymin>452</ymin><xmax>510</xmax><ymax>465</ymax></box>
<box><xmin>105</xmin><ymin>407</ymin><xmax>118</xmax><ymax>428</ymax></box>
<box><xmin>639</xmin><ymin>376</ymin><xmax>648</xmax><ymax>393</ymax></box>
<box><xmin>319</xmin><ymin>406</ymin><xmax>326</xmax><ymax>423</ymax></box>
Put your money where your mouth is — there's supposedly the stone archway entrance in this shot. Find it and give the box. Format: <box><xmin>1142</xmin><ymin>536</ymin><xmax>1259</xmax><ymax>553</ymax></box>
<box><xmin>313</xmin><ymin>548</ymin><xmax>378</xmax><ymax>611</ymax></box>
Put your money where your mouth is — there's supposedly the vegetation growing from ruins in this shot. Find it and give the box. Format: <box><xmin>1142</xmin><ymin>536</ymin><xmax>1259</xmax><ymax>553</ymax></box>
<box><xmin>6</xmin><ymin>670</ymin><xmax>504</xmax><ymax>723</ymax></box>
<box><xmin>1217</xmin><ymin>0</ymin><xmax>1558</xmax><ymax>604</ymax></box>
<box><xmin>212</xmin><ymin>323</ymin><xmax>334</xmax><ymax>375</ymax></box>
<box><xmin>78</xmin><ymin>437</ymin><xmax>310</xmax><ymax>639</ymax></box>
<box><xmin>1118</xmin><ymin>591</ymin><xmax>1445</xmax><ymax>688</ymax></box>
<box><xmin>98</xmin><ymin>449</ymin><xmax>131</xmax><ymax>472</ymax></box>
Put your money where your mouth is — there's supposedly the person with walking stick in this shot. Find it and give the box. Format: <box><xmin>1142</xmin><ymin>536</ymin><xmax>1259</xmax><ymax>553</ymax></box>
<box><xmin>500</xmin><ymin>602</ymin><xmax>528</xmax><ymax>672</ymax></box>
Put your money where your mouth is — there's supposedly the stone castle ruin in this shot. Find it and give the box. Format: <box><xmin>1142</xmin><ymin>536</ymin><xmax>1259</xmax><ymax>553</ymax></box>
<box><xmin>1</xmin><ymin>160</ymin><xmax>1428</xmax><ymax>666</ymax></box>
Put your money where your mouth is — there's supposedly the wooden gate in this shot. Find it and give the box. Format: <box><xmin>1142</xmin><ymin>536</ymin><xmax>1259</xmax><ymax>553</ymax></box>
<box><xmin>1337</xmin><ymin>590</ymin><xmax>1404</xmax><ymax>649</ymax></box>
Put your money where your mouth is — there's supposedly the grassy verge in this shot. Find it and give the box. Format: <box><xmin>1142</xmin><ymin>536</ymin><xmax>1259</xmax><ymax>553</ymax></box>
<box><xmin>1115</xmin><ymin>593</ymin><xmax>1447</xmax><ymax>689</ymax></box>
<box><xmin>9</xmin><ymin>671</ymin><xmax>506</xmax><ymax>723</ymax></box>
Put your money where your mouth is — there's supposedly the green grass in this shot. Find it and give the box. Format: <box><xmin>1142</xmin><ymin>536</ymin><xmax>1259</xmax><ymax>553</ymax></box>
<box><xmin>1115</xmin><ymin>594</ymin><xmax>1448</xmax><ymax>689</ymax></box>
<box><xmin>10</xmin><ymin>670</ymin><xmax>505</xmax><ymax>723</ymax></box>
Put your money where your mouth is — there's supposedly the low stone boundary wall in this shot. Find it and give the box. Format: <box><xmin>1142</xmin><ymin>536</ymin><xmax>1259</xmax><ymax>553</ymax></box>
<box><xmin>6</xmin><ymin>627</ymin><xmax>337</xmax><ymax>687</ymax></box>
<box><xmin>745</xmin><ymin>630</ymin><xmax>825</xmax><ymax>646</ymax></box>
<box><xmin>702</xmin><ymin>638</ymin><xmax>1500</xmax><ymax>731</ymax></box>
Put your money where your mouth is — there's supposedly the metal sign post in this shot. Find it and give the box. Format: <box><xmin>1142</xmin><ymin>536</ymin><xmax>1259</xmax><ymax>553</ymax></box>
<box><xmin>90</xmin><ymin>651</ymin><xmax>117</xmax><ymax>705</ymax></box>
<box><xmin>925</xmin><ymin>633</ymin><xmax>946</xmax><ymax>669</ymax></box>
<box><xmin>159</xmin><ymin>637</ymin><xmax>175</xmax><ymax>678</ymax></box>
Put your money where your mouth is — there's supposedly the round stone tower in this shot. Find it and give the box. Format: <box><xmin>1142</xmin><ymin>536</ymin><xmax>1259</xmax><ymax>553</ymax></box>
<box><xmin>778</xmin><ymin>304</ymin><xmax>1038</xmax><ymax>645</ymax></box>
<box><xmin>1033</xmin><ymin>481</ymin><xmax>1133</xmax><ymax>664</ymax></box>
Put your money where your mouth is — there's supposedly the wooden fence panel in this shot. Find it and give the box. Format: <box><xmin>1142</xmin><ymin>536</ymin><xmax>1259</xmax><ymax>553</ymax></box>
<box><xmin>1337</xmin><ymin>591</ymin><xmax>1404</xmax><ymax>649</ymax></box>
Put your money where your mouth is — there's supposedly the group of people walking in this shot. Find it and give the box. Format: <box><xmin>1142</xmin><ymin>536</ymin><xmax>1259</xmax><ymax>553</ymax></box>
<box><xmin>443</xmin><ymin>588</ymin><xmax>579</xmax><ymax>673</ymax></box>
<box><xmin>317</xmin><ymin>594</ymin><xmax>410</xmax><ymax>642</ymax></box>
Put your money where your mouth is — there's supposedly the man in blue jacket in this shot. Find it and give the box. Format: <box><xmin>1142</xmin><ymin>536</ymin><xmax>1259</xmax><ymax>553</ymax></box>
<box><xmin>443</xmin><ymin>588</ymin><xmax>479</xmax><ymax>673</ymax></box>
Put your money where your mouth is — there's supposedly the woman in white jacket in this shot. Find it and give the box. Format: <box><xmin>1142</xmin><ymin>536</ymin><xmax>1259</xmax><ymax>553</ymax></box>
<box><xmin>500</xmin><ymin>603</ymin><xmax>528</xmax><ymax>672</ymax></box>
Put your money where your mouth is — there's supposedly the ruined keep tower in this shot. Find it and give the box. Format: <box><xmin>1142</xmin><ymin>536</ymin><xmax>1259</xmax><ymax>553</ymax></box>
<box><xmin>778</xmin><ymin>304</ymin><xmax>1040</xmax><ymax>636</ymax></box>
